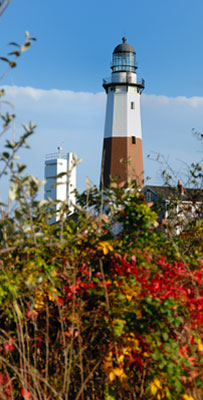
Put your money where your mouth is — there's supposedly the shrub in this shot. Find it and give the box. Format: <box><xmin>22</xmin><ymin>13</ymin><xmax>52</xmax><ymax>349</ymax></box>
<box><xmin>0</xmin><ymin>182</ymin><xmax>202</xmax><ymax>399</ymax></box>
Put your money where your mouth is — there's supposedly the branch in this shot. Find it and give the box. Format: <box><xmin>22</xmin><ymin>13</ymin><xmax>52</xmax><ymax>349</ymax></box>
<box><xmin>0</xmin><ymin>0</ymin><xmax>11</xmax><ymax>17</ymax></box>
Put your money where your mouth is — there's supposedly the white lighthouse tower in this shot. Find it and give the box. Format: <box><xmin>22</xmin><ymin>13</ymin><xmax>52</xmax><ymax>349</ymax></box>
<box><xmin>101</xmin><ymin>37</ymin><xmax>145</xmax><ymax>187</ymax></box>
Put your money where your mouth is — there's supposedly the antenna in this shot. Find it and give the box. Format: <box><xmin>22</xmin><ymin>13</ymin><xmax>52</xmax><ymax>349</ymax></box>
<box><xmin>57</xmin><ymin>146</ymin><xmax>62</xmax><ymax>157</ymax></box>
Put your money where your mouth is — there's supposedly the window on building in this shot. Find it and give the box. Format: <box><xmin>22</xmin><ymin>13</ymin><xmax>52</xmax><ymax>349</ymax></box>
<box><xmin>131</xmin><ymin>101</ymin><xmax>134</xmax><ymax>109</ymax></box>
<box><xmin>132</xmin><ymin>136</ymin><xmax>136</xmax><ymax>144</ymax></box>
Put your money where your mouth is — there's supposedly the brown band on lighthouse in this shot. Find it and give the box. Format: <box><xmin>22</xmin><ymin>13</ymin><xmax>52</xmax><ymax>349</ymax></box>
<box><xmin>101</xmin><ymin>136</ymin><xmax>144</xmax><ymax>188</ymax></box>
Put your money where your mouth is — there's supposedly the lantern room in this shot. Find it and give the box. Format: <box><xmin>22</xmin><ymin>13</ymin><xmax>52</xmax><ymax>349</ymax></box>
<box><xmin>111</xmin><ymin>37</ymin><xmax>137</xmax><ymax>73</ymax></box>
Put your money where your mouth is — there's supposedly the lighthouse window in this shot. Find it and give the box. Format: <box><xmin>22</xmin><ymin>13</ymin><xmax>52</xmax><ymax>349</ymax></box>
<box><xmin>132</xmin><ymin>136</ymin><xmax>136</xmax><ymax>144</ymax></box>
<box><xmin>112</xmin><ymin>52</ymin><xmax>136</xmax><ymax>73</ymax></box>
<box><xmin>131</xmin><ymin>102</ymin><xmax>134</xmax><ymax>109</ymax></box>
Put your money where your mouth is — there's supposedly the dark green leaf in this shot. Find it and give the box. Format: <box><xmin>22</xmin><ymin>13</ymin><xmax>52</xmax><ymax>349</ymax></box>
<box><xmin>8</xmin><ymin>50</ymin><xmax>21</xmax><ymax>57</ymax></box>
<box><xmin>9</xmin><ymin>61</ymin><xmax>16</xmax><ymax>68</ymax></box>
<box><xmin>0</xmin><ymin>57</ymin><xmax>9</xmax><ymax>63</ymax></box>
<box><xmin>2</xmin><ymin>152</ymin><xmax>10</xmax><ymax>159</ymax></box>
<box><xmin>9</xmin><ymin>42</ymin><xmax>20</xmax><ymax>47</ymax></box>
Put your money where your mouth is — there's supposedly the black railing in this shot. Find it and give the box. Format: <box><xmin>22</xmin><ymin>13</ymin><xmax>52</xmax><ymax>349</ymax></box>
<box><xmin>103</xmin><ymin>76</ymin><xmax>145</xmax><ymax>88</ymax></box>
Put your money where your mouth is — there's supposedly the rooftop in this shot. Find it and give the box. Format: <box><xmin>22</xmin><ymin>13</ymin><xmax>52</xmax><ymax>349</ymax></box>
<box><xmin>145</xmin><ymin>185</ymin><xmax>203</xmax><ymax>202</ymax></box>
<box><xmin>113</xmin><ymin>37</ymin><xmax>136</xmax><ymax>54</ymax></box>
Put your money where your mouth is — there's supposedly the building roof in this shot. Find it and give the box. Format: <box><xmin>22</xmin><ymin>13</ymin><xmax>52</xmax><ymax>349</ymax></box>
<box><xmin>145</xmin><ymin>185</ymin><xmax>203</xmax><ymax>202</ymax></box>
<box><xmin>113</xmin><ymin>37</ymin><xmax>135</xmax><ymax>54</ymax></box>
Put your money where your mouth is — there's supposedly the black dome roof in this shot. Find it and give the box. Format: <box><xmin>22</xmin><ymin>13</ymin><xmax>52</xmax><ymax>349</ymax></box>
<box><xmin>113</xmin><ymin>37</ymin><xmax>135</xmax><ymax>54</ymax></box>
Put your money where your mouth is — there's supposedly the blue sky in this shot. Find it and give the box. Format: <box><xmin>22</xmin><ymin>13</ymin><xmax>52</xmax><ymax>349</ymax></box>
<box><xmin>0</xmin><ymin>0</ymin><xmax>203</xmax><ymax>197</ymax></box>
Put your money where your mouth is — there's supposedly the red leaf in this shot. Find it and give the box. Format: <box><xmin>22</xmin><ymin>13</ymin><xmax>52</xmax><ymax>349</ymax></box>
<box><xmin>4</xmin><ymin>340</ymin><xmax>14</xmax><ymax>352</ymax></box>
<box><xmin>57</xmin><ymin>297</ymin><xmax>64</xmax><ymax>306</ymax></box>
<box><xmin>21</xmin><ymin>388</ymin><xmax>31</xmax><ymax>399</ymax></box>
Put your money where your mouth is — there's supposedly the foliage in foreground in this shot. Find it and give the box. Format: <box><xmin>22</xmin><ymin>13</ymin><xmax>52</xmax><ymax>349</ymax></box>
<box><xmin>0</xmin><ymin>181</ymin><xmax>202</xmax><ymax>400</ymax></box>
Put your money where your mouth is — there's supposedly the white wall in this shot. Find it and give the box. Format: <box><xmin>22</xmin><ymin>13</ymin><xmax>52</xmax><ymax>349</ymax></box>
<box><xmin>44</xmin><ymin>152</ymin><xmax>76</xmax><ymax>222</ymax></box>
<box><xmin>104</xmin><ymin>82</ymin><xmax>142</xmax><ymax>139</ymax></box>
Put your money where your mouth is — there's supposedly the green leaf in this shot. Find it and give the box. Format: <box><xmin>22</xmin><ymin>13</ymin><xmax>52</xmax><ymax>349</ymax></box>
<box><xmin>17</xmin><ymin>164</ymin><xmax>26</xmax><ymax>173</ymax></box>
<box><xmin>113</xmin><ymin>319</ymin><xmax>125</xmax><ymax>337</ymax></box>
<box><xmin>105</xmin><ymin>395</ymin><xmax>116</xmax><ymax>400</ymax></box>
<box><xmin>162</xmin><ymin>332</ymin><xmax>169</xmax><ymax>341</ymax></box>
<box><xmin>165</xmin><ymin>387</ymin><xmax>172</xmax><ymax>399</ymax></box>
<box><xmin>174</xmin><ymin>379</ymin><xmax>183</xmax><ymax>393</ymax></box>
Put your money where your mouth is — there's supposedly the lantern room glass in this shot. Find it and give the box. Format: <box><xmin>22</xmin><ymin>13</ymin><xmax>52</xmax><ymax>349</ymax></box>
<box><xmin>112</xmin><ymin>52</ymin><xmax>136</xmax><ymax>73</ymax></box>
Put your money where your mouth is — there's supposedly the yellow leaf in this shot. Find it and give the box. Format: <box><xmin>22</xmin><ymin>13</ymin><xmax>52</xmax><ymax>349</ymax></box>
<box><xmin>118</xmin><ymin>354</ymin><xmax>124</xmax><ymax>363</ymax></box>
<box><xmin>103</xmin><ymin>360</ymin><xmax>112</xmax><ymax>369</ymax></box>
<box><xmin>113</xmin><ymin>367</ymin><xmax>123</xmax><ymax>377</ymax></box>
<box><xmin>112</xmin><ymin>367</ymin><xmax>127</xmax><ymax>381</ymax></box>
<box><xmin>154</xmin><ymin>379</ymin><xmax>162</xmax><ymax>389</ymax></box>
<box><xmin>21</xmin><ymin>41</ymin><xmax>31</xmax><ymax>52</ymax></box>
<box><xmin>48</xmin><ymin>288</ymin><xmax>58</xmax><ymax>302</ymax></box>
<box><xmin>109</xmin><ymin>371</ymin><xmax>115</xmax><ymax>381</ymax></box>
<box><xmin>34</xmin><ymin>291</ymin><xmax>45</xmax><ymax>310</ymax></box>
<box><xmin>150</xmin><ymin>379</ymin><xmax>162</xmax><ymax>396</ymax></box>
<box><xmin>143</xmin><ymin>352</ymin><xmax>150</xmax><ymax>357</ymax></box>
<box><xmin>35</xmin><ymin>301</ymin><xmax>44</xmax><ymax>310</ymax></box>
<box><xmin>182</xmin><ymin>395</ymin><xmax>194</xmax><ymax>400</ymax></box>
<box><xmin>86</xmin><ymin>176</ymin><xmax>91</xmax><ymax>188</ymax></box>
<box><xmin>103</xmin><ymin>245</ymin><xmax>108</xmax><ymax>255</ymax></box>
<box><xmin>123</xmin><ymin>347</ymin><xmax>131</xmax><ymax>355</ymax></box>
<box><xmin>150</xmin><ymin>382</ymin><xmax>158</xmax><ymax>396</ymax></box>
<box><xmin>97</xmin><ymin>241</ymin><xmax>113</xmax><ymax>255</ymax></box>
<box><xmin>197</xmin><ymin>339</ymin><xmax>203</xmax><ymax>352</ymax></box>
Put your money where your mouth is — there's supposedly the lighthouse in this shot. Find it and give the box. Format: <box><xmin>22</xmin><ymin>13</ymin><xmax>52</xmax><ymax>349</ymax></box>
<box><xmin>101</xmin><ymin>37</ymin><xmax>145</xmax><ymax>187</ymax></box>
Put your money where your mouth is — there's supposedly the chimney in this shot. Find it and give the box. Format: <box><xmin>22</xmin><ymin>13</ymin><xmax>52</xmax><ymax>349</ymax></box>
<box><xmin>177</xmin><ymin>179</ymin><xmax>184</xmax><ymax>195</ymax></box>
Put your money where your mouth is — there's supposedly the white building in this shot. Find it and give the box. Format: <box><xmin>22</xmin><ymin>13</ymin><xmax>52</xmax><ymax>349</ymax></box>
<box><xmin>44</xmin><ymin>149</ymin><xmax>76</xmax><ymax>222</ymax></box>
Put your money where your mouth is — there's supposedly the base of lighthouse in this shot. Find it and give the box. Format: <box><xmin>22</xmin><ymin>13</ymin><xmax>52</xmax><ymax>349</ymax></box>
<box><xmin>101</xmin><ymin>136</ymin><xmax>144</xmax><ymax>187</ymax></box>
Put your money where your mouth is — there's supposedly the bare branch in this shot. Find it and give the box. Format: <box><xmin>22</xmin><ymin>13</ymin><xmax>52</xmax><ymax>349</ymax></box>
<box><xmin>0</xmin><ymin>0</ymin><xmax>11</xmax><ymax>17</ymax></box>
